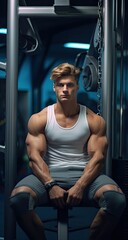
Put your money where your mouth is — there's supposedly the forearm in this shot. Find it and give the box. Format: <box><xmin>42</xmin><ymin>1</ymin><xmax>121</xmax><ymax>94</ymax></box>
<box><xmin>29</xmin><ymin>155</ymin><xmax>53</xmax><ymax>184</ymax></box>
<box><xmin>76</xmin><ymin>156</ymin><xmax>104</xmax><ymax>190</ymax></box>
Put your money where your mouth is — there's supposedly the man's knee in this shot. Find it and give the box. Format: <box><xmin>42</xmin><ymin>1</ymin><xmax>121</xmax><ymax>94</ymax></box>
<box><xmin>98</xmin><ymin>190</ymin><xmax>126</xmax><ymax>218</ymax></box>
<box><xmin>10</xmin><ymin>192</ymin><xmax>36</xmax><ymax>214</ymax></box>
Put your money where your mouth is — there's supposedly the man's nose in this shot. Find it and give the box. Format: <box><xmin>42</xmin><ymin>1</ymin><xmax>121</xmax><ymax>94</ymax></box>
<box><xmin>63</xmin><ymin>84</ymin><xmax>68</xmax><ymax>91</ymax></box>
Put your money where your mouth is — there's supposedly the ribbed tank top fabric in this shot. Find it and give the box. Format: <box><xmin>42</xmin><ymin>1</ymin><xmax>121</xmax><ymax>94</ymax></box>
<box><xmin>44</xmin><ymin>104</ymin><xmax>91</xmax><ymax>182</ymax></box>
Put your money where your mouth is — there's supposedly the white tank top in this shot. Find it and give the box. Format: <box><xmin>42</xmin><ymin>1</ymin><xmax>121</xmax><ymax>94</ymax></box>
<box><xmin>44</xmin><ymin>104</ymin><xmax>91</xmax><ymax>181</ymax></box>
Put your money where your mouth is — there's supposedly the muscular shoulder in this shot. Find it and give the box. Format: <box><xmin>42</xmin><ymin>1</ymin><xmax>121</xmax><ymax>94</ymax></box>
<box><xmin>87</xmin><ymin>108</ymin><xmax>106</xmax><ymax>136</ymax></box>
<box><xmin>28</xmin><ymin>107</ymin><xmax>48</xmax><ymax>135</ymax></box>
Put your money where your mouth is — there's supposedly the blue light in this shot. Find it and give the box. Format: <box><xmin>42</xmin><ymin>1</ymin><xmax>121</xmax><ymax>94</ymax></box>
<box><xmin>0</xmin><ymin>28</ymin><xmax>7</xmax><ymax>34</ymax></box>
<box><xmin>64</xmin><ymin>42</ymin><xmax>90</xmax><ymax>50</ymax></box>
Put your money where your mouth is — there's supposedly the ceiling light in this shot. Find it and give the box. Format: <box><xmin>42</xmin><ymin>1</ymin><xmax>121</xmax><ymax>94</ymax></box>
<box><xmin>0</xmin><ymin>28</ymin><xmax>7</xmax><ymax>34</ymax></box>
<box><xmin>64</xmin><ymin>42</ymin><xmax>90</xmax><ymax>50</ymax></box>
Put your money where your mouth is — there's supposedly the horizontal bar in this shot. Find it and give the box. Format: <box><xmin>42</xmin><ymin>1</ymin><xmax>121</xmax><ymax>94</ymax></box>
<box><xmin>0</xmin><ymin>145</ymin><xmax>5</xmax><ymax>153</ymax></box>
<box><xmin>54</xmin><ymin>0</ymin><xmax>70</xmax><ymax>6</ymax></box>
<box><xmin>0</xmin><ymin>62</ymin><xmax>6</xmax><ymax>71</ymax></box>
<box><xmin>19</xmin><ymin>6</ymin><xmax>98</xmax><ymax>17</ymax></box>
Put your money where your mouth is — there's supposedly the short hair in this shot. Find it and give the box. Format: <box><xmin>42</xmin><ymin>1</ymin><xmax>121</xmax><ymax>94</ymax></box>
<box><xmin>50</xmin><ymin>63</ymin><xmax>80</xmax><ymax>82</ymax></box>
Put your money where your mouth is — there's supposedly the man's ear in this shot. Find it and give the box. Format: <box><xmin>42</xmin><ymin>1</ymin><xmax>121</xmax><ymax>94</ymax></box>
<box><xmin>53</xmin><ymin>84</ymin><xmax>55</xmax><ymax>91</ymax></box>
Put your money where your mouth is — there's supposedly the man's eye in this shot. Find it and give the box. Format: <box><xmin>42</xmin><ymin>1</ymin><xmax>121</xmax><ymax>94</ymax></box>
<box><xmin>67</xmin><ymin>83</ymin><xmax>74</xmax><ymax>87</ymax></box>
<box><xmin>57</xmin><ymin>84</ymin><xmax>63</xmax><ymax>87</ymax></box>
<box><xmin>56</xmin><ymin>83</ymin><xmax>74</xmax><ymax>87</ymax></box>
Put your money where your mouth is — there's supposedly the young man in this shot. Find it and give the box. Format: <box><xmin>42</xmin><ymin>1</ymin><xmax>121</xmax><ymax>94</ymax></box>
<box><xmin>10</xmin><ymin>63</ymin><xmax>126</xmax><ymax>240</ymax></box>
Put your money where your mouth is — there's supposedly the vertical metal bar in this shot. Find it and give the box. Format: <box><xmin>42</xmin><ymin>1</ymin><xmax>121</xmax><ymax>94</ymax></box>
<box><xmin>57</xmin><ymin>208</ymin><xmax>68</xmax><ymax>240</ymax></box>
<box><xmin>112</xmin><ymin>0</ymin><xmax>117</xmax><ymax>158</ymax></box>
<box><xmin>102</xmin><ymin>0</ymin><xmax>114</xmax><ymax>175</ymax></box>
<box><xmin>119</xmin><ymin>0</ymin><xmax>125</xmax><ymax>158</ymax></box>
<box><xmin>4</xmin><ymin>0</ymin><xmax>19</xmax><ymax>239</ymax></box>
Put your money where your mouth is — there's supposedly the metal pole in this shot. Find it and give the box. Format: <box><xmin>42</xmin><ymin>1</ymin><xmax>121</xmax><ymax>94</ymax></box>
<box><xmin>18</xmin><ymin>6</ymin><xmax>98</xmax><ymax>17</ymax></box>
<box><xmin>4</xmin><ymin>0</ymin><xmax>19</xmax><ymax>239</ymax></box>
<box><xmin>102</xmin><ymin>0</ymin><xmax>114</xmax><ymax>176</ymax></box>
<box><xmin>119</xmin><ymin>0</ymin><xmax>125</xmax><ymax>158</ymax></box>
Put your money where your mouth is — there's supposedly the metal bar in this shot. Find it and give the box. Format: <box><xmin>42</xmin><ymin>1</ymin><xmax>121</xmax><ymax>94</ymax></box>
<box><xmin>112</xmin><ymin>0</ymin><xmax>117</xmax><ymax>158</ymax></box>
<box><xmin>119</xmin><ymin>0</ymin><xmax>125</xmax><ymax>158</ymax></box>
<box><xmin>4</xmin><ymin>0</ymin><xmax>19</xmax><ymax>239</ymax></box>
<box><xmin>102</xmin><ymin>0</ymin><xmax>114</xmax><ymax>176</ymax></box>
<box><xmin>0</xmin><ymin>145</ymin><xmax>5</xmax><ymax>153</ymax></box>
<box><xmin>18</xmin><ymin>6</ymin><xmax>98</xmax><ymax>17</ymax></box>
<box><xmin>0</xmin><ymin>62</ymin><xmax>6</xmax><ymax>71</ymax></box>
<box><xmin>54</xmin><ymin>0</ymin><xmax>70</xmax><ymax>6</ymax></box>
<box><xmin>58</xmin><ymin>208</ymin><xmax>68</xmax><ymax>240</ymax></box>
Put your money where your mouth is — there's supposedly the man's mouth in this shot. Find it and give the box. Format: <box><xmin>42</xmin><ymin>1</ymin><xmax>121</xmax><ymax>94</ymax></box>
<box><xmin>61</xmin><ymin>95</ymin><xmax>68</xmax><ymax>97</ymax></box>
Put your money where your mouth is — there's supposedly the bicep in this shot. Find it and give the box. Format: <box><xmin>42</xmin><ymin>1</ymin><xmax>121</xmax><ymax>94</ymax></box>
<box><xmin>87</xmin><ymin>114</ymin><xmax>108</xmax><ymax>158</ymax></box>
<box><xmin>26</xmin><ymin>111</ymin><xmax>47</xmax><ymax>157</ymax></box>
<box><xmin>87</xmin><ymin>134</ymin><xmax>108</xmax><ymax>158</ymax></box>
<box><xmin>26</xmin><ymin>133</ymin><xmax>47</xmax><ymax>158</ymax></box>
<box><xmin>87</xmin><ymin>116</ymin><xmax>107</xmax><ymax>158</ymax></box>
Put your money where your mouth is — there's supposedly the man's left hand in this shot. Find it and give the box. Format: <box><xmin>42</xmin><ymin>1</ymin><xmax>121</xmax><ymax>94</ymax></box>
<box><xmin>66</xmin><ymin>185</ymin><xmax>84</xmax><ymax>206</ymax></box>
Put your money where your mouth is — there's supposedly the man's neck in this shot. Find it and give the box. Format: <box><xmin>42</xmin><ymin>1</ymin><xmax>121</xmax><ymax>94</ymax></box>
<box><xmin>55</xmin><ymin>101</ymin><xmax>80</xmax><ymax>118</ymax></box>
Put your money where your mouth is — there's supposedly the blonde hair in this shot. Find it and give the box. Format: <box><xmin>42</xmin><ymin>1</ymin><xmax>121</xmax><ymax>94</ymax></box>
<box><xmin>50</xmin><ymin>63</ymin><xmax>80</xmax><ymax>82</ymax></box>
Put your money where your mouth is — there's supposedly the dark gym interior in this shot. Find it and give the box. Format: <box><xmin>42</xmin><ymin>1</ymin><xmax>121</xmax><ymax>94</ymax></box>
<box><xmin>0</xmin><ymin>0</ymin><xmax>128</xmax><ymax>239</ymax></box>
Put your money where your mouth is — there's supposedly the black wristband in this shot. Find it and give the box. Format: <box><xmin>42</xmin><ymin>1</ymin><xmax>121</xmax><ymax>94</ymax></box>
<box><xmin>44</xmin><ymin>180</ymin><xmax>58</xmax><ymax>190</ymax></box>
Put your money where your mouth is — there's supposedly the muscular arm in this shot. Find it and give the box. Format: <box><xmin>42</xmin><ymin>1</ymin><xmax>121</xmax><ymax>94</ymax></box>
<box><xmin>26</xmin><ymin>110</ymin><xmax>67</xmax><ymax>208</ymax></box>
<box><xmin>76</xmin><ymin>112</ymin><xmax>108</xmax><ymax>189</ymax></box>
<box><xmin>67</xmin><ymin>110</ymin><xmax>108</xmax><ymax>206</ymax></box>
<box><xmin>26</xmin><ymin>110</ymin><xmax>53</xmax><ymax>184</ymax></box>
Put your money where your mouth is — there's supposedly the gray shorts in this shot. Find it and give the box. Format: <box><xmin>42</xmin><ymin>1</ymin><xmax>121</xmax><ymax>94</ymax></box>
<box><xmin>14</xmin><ymin>174</ymin><xmax>118</xmax><ymax>208</ymax></box>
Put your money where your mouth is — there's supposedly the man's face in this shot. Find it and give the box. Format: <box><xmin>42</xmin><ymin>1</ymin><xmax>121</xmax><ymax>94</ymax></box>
<box><xmin>53</xmin><ymin>76</ymin><xmax>79</xmax><ymax>102</ymax></box>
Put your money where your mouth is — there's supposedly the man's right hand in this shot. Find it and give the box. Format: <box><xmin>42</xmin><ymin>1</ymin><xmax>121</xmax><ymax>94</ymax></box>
<box><xmin>48</xmin><ymin>185</ymin><xmax>68</xmax><ymax>208</ymax></box>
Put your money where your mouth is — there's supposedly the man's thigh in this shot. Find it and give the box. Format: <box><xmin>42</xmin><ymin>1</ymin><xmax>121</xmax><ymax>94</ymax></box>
<box><xmin>81</xmin><ymin>174</ymin><xmax>119</xmax><ymax>207</ymax></box>
<box><xmin>15</xmin><ymin>174</ymin><xmax>50</xmax><ymax>206</ymax></box>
